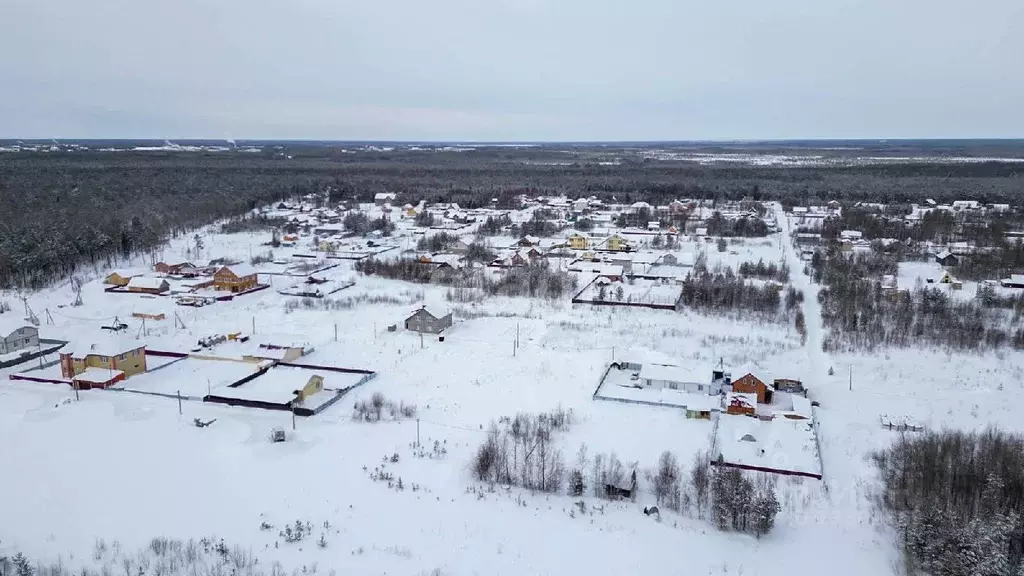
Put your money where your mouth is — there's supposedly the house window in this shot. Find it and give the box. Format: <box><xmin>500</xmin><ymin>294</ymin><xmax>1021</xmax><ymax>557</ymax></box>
<box><xmin>668</xmin><ymin>382</ymin><xmax>678</xmax><ymax>390</ymax></box>
<box><xmin>697</xmin><ymin>385</ymin><xmax>703</xmax><ymax>392</ymax></box>
<box><xmin>119</xmin><ymin>354</ymin><xmax>127</xmax><ymax>361</ymax></box>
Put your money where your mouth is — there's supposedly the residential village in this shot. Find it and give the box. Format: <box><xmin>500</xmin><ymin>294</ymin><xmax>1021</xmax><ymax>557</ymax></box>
<box><xmin>6</xmin><ymin>189</ymin><xmax>1024</xmax><ymax>575</ymax></box>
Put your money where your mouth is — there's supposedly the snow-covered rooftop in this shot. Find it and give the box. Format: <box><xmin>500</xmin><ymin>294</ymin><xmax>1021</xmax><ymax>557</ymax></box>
<box><xmin>127</xmin><ymin>277</ymin><xmax>168</xmax><ymax>290</ymax></box>
<box><xmin>716</xmin><ymin>414</ymin><xmax>821</xmax><ymax>478</ymax></box>
<box><xmin>64</xmin><ymin>336</ymin><xmax>146</xmax><ymax>358</ymax></box>
<box><xmin>221</xmin><ymin>263</ymin><xmax>258</xmax><ymax>278</ymax></box>
<box><xmin>639</xmin><ymin>363</ymin><xmax>705</xmax><ymax>384</ymax></box>
<box><xmin>0</xmin><ymin>316</ymin><xmax>35</xmax><ymax>336</ymax></box>
<box><xmin>73</xmin><ymin>367</ymin><xmax>124</xmax><ymax>384</ymax></box>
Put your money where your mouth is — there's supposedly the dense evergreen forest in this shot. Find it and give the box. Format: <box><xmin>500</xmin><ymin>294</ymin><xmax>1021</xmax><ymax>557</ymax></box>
<box><xmin>2</xmin><ymin>143</ymin><xmax>1022</xmax><ymax>288</ymax></box>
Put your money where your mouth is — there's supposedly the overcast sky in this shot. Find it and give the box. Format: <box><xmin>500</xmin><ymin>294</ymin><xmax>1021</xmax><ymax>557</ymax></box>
<box><xmin>2</xmin><ymin>0</ymin><xmax>1022</xmax><ymax>141</ymax></box>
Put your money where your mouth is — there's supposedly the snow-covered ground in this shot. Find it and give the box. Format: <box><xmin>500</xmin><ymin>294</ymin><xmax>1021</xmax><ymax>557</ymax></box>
<box><xmin>5</xmin><ymin>202</ymin><xmax>1023</xmax><ymax>575</ymax></box>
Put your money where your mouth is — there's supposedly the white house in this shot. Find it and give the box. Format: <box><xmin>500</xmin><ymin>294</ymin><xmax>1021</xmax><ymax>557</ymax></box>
<box><xmin>0</xmin><ymin>318</ymin><xmax>39</xmax><ymax>356</ymax></box>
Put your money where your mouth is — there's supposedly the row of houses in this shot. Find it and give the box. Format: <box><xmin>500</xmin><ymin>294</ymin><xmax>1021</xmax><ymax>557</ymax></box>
<box><xmin>105</xmin><ymin>263</ymin><xmax>260</xmax><ymax>295</ymax></box>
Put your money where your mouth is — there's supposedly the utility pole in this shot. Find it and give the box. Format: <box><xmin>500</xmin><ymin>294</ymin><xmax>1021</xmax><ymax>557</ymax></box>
<box><xmin>416</xmin><ymin>418</ymin><xmax>420</xmax><ymax>447</ymax></box>
<box><xmin>516</xmin><ymin>323</ymin><xmax>520</xmax><ymax>349</ymax></box>
<box><xmin>252</xmin><ymin>316</ymin><xmax>255</xmax><ymax>335</ymax></box>
<box><xmin>177</xmin><ymin>390</ymin><xmax>183</xmax><ymax>415</ymax></box>
<box><xmin>849</xmin><ymin>365</ymin><xmax>853</xmax><ymax>391</ymax></box>
<box><xmin>334</xmin><ymin>323</ymin><xmax>338</xmax><ymax>342</ymax></box>
<box><xmin>292</xmin><ymin>410</ymin><xmax>296</xmax><ymax>431</ymax></box>
<box><xmin>420</xmin><ymin>333</ymin><xmax>424</xmax><ymax>349</ymax></box>
<box><xmin>73</xmin><ymin>379</ymin><xmax>80</xmax><ymax>401</ymax></box>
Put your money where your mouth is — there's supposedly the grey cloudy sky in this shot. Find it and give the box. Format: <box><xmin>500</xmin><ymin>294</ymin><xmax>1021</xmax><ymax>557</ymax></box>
<box><xmin>2</xmin><ymin>0</ymin><xmax>1022</xmax><ymax>141</ymax></box>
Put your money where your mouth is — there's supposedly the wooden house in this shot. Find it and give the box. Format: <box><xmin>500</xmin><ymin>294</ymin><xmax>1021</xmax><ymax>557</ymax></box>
<box><xmin>154</xmin><ymin>261</ymin><xmax>194</xmax><ymax>275</ymax></box>
<box><xmin>213</xmin><ymin>264</ymin><xmax>259</xmax><ymax>293</ymax></box>
<box><xmin>732</xmin><ymin>373</ymin><xmax>771</xmax><ymax>404</ymax></box>
<box><xmin>104</xmin><ymin>272</ymin><xmax>133</xmax><ymax>287</ymax></box>
<box><xmin>127</xmin><ymin>277</ymin><xmax>170</xmax><ymax>294</ymax></box>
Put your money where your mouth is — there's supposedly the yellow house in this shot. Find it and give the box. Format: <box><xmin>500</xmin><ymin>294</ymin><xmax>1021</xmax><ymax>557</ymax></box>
<box><xmin>294</xmin><ymin>374</ymin><xmax>324</xmax><ymax>401</ymax></box>
<box><xmin>568</xmin><ymin>233</ymin><xmax>590</xmax><ymax>250</ymax></box>
<box><xmin>104</xmin><ymin>272</ymin><xmax>133</xmax><ymax>287</ymax></box>
<box><xmin>59</xmin><ymin>338</ymin><xmax>148</xmax><ymax>387</ymax></box>
<box><xmin>605</xmin><ymin>233</ymin><xmax>630</xmax><ymax>251</ymax></box>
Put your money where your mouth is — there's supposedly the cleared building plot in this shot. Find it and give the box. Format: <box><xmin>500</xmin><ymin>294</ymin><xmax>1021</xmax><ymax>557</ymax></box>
<box><xmin>206</xmin><ymin>365</ymin><xmax>369</xmax><ymax>413</ymax></box>
<box><xmin>713</xmin><ymin>413</ymin><xmax>822</xmax><ymax>479</ymax></box>
<box><xmin>113</xmin><ymin>357</ymin><xmax>268</xmax><ymax>399</ymax></box>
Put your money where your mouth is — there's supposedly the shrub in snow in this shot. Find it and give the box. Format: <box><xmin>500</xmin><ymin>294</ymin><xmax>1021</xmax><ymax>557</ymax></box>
<box><xmin>567</xmin><ymin>469</ymin><xmax>585</xmax><ymax>497</ymax></box>
<box><xmin>353</xmin><ymin>394</ymin><xmax>417</xmax><ymax>423</ymax></box>
<box><xmin>471</xmin><ymin>410</ymin><xmax>569</xmax><ymax>493</ymax></box>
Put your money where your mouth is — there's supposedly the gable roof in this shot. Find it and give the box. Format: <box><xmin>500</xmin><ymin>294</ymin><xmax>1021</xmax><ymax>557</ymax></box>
<box><xmin>218</xmin><ymin>264</ymin><xmax>258</xmax><ymax>278</ymax></box>
<box><xmin>127</xmin><ymin>276</ymin><xmax>169</xmax><ymax>290</ymax></box>
<box><xmin>410</xmin><ymin>305</ymin><xmax>450</xmax><ymax>320</ymax></box>
<box><xmin>0</xmin><ymin>316</ymin><xmax>36</xmax><ymax>337</ymax></box>
<box><xmin>64</xmin><ymin>336</ymin><xmax>146</xmax><ymax>358</ymax></box>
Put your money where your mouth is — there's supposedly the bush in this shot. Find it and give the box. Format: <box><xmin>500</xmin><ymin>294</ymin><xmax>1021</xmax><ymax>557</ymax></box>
<box><xmin>716</xmin><ymin>237</ymin><xmax>728</xmax><ymax>252</ymax></box>
<box><xmin>353</xmin><ymin>394</ymin><xmax>417</xmax><ymax>422</ymax></box>
<box><xmin>471</xmin><ymin>409</ymin><xmax>573</xmax><ymax>493</ymax></box>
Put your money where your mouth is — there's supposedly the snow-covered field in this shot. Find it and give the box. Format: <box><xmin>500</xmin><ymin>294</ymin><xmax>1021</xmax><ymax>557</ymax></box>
<box><xmin>5</xmin><ymin>203</ymin><xmax>1024</xmax><ymax>575</ymax></box>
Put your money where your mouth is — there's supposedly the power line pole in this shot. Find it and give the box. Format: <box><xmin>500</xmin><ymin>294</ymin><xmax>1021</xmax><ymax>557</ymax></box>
<box><xmin>177</xmin><ymin>390</ymin><xmax>183</xmax><ymax>415</ymax></box>
<box><xmin>416</xmin><ymin>418</ymin><xmax>421</xmax><ymax>448</ymax></box>
<box><xmin>849</xmin><ymin>365</ymin><xmax>853</xmax><ymax>391</ymax></box>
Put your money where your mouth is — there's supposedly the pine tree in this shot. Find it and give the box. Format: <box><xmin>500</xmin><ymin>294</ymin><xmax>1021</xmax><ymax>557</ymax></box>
<box><xmin>752</xmin><ymin>485</ymin><xmax>781</xmax><ymax>538</ymax></box>
<box><xmin>12</xmin><ymin>553</ymin><xmax>31</xmax><ymax>576</ymax></box>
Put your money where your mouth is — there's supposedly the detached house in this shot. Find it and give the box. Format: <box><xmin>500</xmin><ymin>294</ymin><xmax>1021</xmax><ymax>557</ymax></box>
<box><xmin>213</xmin><ymin>264</ymin><xmax>259</xmax><ymax>293</ymax></box>
<box><xmin>59</xmin><ymin>337</ymin><xmax>147</xmax><ymax>388</ymax></box>
<box><xmin>731</xmin><ymin>373</ymin><xmax>772</xmax><ymax>404</ymax></box>
<box><xmin>374</xmin><ymin>192</ymin><xmax>397</xmax><ymax>205</ymax></box>
<box><xmin>0</xmin><ymin>318</ymin><xmax>39</xmax><ymax>357</ymax></box>
<box><xmin>604</xmin><ymin>234</ymin><xmax>630</xmax><ymax>252</ymax></box>
<box><xmin>567</xmin><ymin>233</ymin><xmax>590</xmax><ymax>250</ymax></box>
<box><xmin>127</xmin><ymin>277</ymin><xmax>170</xmax><ymax>295</ymax></box>
<box><xmin>404</xmin><ymin>306</ymin><xmax>453</xmax><ymax>334</ymax></box>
